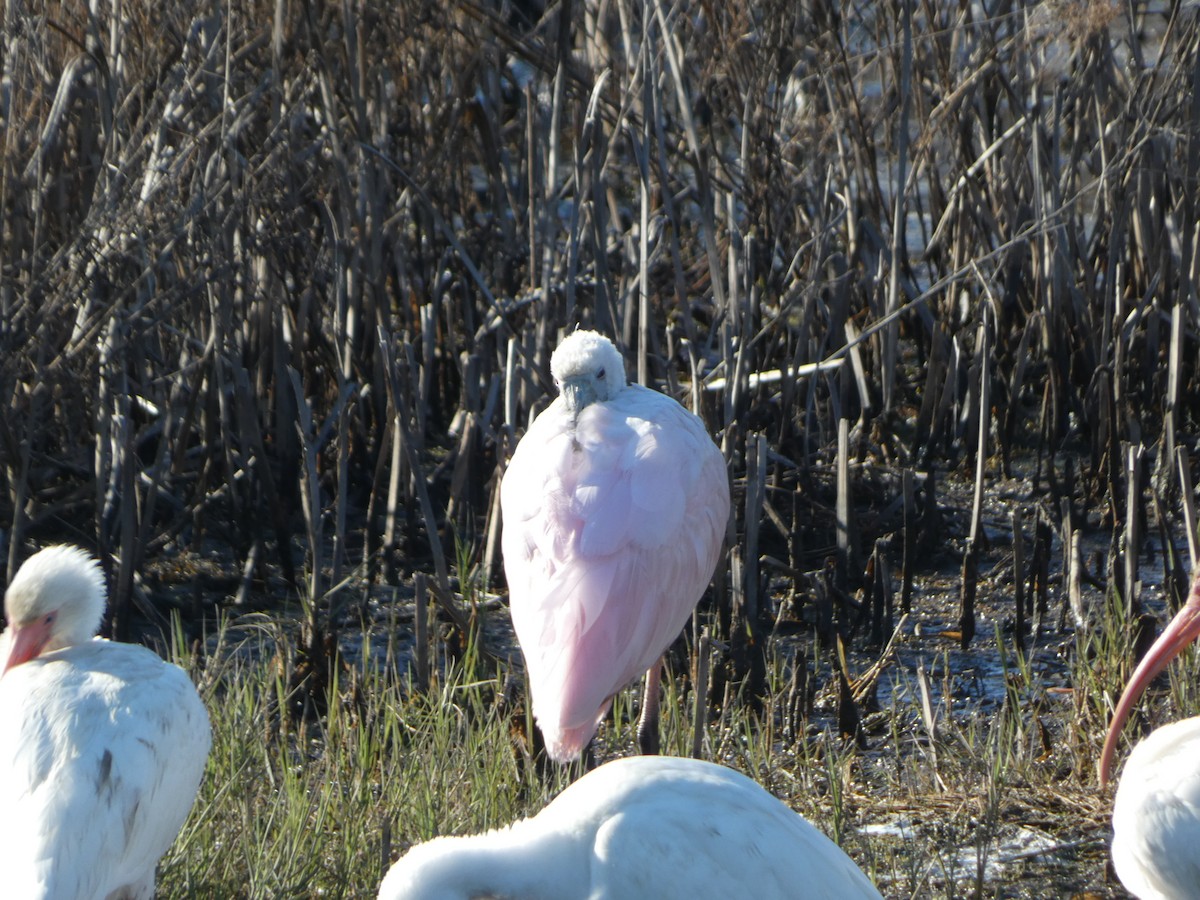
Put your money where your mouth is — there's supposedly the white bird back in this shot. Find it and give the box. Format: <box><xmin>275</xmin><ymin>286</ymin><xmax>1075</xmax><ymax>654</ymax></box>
<box><xmin>1110</xmin><ymin>716</ymin><xmax>1200</xmax><ymax>900</ymax></box>
<box><xmin>379</xmin><ymin>756</ymin><xmax>882</xmax><ymax>900</ymax></box>
<box><xmin>0</xmin><ymin>546</ymin><xmax>210</xmax><ymax>900</ymax></box>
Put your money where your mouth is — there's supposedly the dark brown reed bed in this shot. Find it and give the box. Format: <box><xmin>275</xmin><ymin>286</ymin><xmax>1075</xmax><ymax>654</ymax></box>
<box><xmin>3</xmin><ymin>1</ymin><xmax>1199</xmax><ymax>896</ymax></box>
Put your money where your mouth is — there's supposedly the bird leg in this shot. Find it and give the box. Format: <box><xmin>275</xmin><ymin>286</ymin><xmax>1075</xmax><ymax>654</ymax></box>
<box><xmin>636</xmin><ymin>657</ymin><xmax>663</xmax><ymax>756</ymax></box>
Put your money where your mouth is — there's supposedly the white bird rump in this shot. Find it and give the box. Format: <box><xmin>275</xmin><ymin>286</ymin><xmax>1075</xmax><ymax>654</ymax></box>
<box><xmin>502</xmin><ymin>332</ymin><xmax>729</xmax><ymax>761</ymax></box>
<box><xmin>378</xmin><ymin>755</ymin><xmax>883</xmax><ymax>900</ymax></box>
<box><xmin>1109</xmin><ymin>717</ymin><xmax>1200</xmax><ymax>900</ymax></box>
<box><xmin>0</xmin><ymin>545</ymin><xmax>211</xmax><ymax>900</ymax></box>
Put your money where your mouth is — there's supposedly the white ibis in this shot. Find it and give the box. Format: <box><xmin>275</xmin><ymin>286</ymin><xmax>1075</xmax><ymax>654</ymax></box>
<box><xmin>378</xmin><ymin>754</ymin><xmax>883</xmax><ymax>899</ymax></box>
<box><xmin>1100</xmin><ymin>566</ymin><xmax>1200</xmax><ymax>899</ymax></box>
<box><xmin>0</xmin><ymin>545</ymin><xmax>211</xmax><ymax>899</ymax></box>
<box><xmin>501</xmin><ymin>330</ymin><xmax>729</xmax><ymax>761</ymax></box>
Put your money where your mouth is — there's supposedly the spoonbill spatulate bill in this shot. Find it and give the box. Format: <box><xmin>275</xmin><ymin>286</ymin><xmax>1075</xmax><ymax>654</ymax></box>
<box><xmin>0</xmin><ymin>545</ymin><xmax>211</xmax><ymax>900</ymax></box>
<box><xmin>1100</xmin><ymin>564</ymin><xmax>1200</xmax><ymax>899</ymax></box>
<box><xmin>501</xmin><ymin>330</ymin><xmax>730</xmax><ymax>761</ymax></box>
<box><xmin>378</xmin><ymin>754</ymin><xmax>883</xmax><ymax>899</ymax></box>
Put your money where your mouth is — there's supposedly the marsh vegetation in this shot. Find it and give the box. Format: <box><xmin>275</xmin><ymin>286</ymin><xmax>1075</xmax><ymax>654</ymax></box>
<box><xmin>3</xmin><ymin>0</ymin><xmax>1200</xmax><ymax>896</ymax></box>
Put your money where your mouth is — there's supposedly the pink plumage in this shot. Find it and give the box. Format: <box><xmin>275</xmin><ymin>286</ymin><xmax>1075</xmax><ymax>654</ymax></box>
<box><xmin>501</xmin><ymin>331</ymin><xmax>729</xmax><ymax>761</ymax></box>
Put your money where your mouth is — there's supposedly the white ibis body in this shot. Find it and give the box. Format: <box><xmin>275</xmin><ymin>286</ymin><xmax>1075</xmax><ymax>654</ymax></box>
<box><xmin>501</xmin><ymin>331</ymin><xmax>729</xmax><ymax>761</ymax></box>
<box><xmin>378</xmin><ymin>755</ymin><xmax>883</xmax><ymax>899</ymax></box>
<box><xmin>1100</xmin><ymin>567</ymin><xmax>1200</xmax><ymax>899</ymax></box>
<box><xmin>0</xmin><ymin>545</ymin><xmax>211</xmax><ymax>900</ymax></box>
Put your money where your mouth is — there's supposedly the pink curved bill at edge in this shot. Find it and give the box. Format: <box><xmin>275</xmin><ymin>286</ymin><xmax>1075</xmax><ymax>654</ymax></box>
<box><xmin>1099</xmin><ymin>569</ymin><xmax>1200</xmax><ymax>786</ymax></box>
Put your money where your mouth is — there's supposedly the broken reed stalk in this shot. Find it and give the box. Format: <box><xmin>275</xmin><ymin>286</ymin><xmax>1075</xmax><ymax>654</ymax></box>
<box><xmin>113</xmin><ymin>380</ymin><xmax>138</xmax><ymax>642</ymax></box>
<box><xmin>968</xmin><ymin>301</ymin><xmax>990</xmax><ymax>548</ymax></box>
<box><xmin>331</xmin><ymin>382</ymin><xmax>353</xmax><ymax>594</ymax></box>
<box><xmin>481</xmin><ymin>446</ymin><xmax>505</xmax><ymax>583</ymax></box>
<box><xmin>636</xmin><ymin>8</ymin><xmax>652</xmax><ymax>387</ymax></box>
<box><xmin>882</xmin><ymin>0</ymin><xmax>914</xmax><ymax>414</ymax></box>
<box><xmin>953</xmin><ymin>294</ymin><xmax>992</xmax><ymax>653</ymax></box>
<box><xmin>1012</xmin><ymin>508</ymin><xmax>1025</xmax><ymax>652</ymax></box>
<box><xmin>870</xmin><ymin>537</ymin><xmax>892</xmax><ymax>644</ymax></box>
<box><xmin>915</xmin><ymin>661</ymin><xmax>944</xmax><ymax>791</ymax></box>
<box><xmin>901</xmin><ymin>469</ymin><xmax>915</xmax><ymax>615</ymax></box>
<box><xmin>414</xmin><ymin>572</ymin><xmax>429</xmax><ymax>693</ymax></box>
<box><xmin>1065</xmin><ymin>524</ymin><xmax>1084</xmax><ymax>630</ymax></box>
<box><xmin>289</xmin><ymin>367</ymin><xmax>325</xmax><ymax>606</ymax></box>
<box><xmin>1033</xmin><ymin>510</ymin><xmax>1052</xmax><ymax>640</ymax></box>
<box><xmin>235</xmin><ymin>541</ymin><xmax>262</xmax><ymax>608</ymax></box>
<box><xmin>1178</xmin><ymin>446</ymin><xmax>1198</xmax><ymax>573</ymax></box>
<box><xmin>94</xmin><ymin>312</ymin><xmax>119</xmax><ymax>625</ymax></box>
<box><xmin>959</xmin><ymin>537</ymin><xmax>977</xmax><ymax>651</ymax></box>
<box><xmin>835</xmin><ymin>417</ymin><xmax>855</xmax><ymax>589</ymax></box>
<box><xmin>743</xmin><ymin>432</ymin><xmax>765</xmax><ymax>624</ymax></box>
<box><xmin>1123</xmin><ymin>443</ymin><xmax>1144</xmax><ymax>617</ymax></box>
<box><xmin>381</xmin><ymin>410</ymin><xmax>405</xmax><ymax>583</ymax></box>
<box><xmin>690</xmin><ymin>627</ymin><xmax>710</xmax><ymax>760</ymax></box>
<box><xmin>1150</xmin><ymin>484</ymin><xmax>1187</xmax><ymax>613</ymax></box>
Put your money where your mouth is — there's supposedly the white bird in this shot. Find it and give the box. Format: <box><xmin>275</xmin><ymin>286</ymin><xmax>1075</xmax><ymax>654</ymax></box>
<box><xmin>0</xmin><ymin>545</ymin><xmax>211</xmax><ymax>900</ymax></box>
<box><xmin>378</xmin><ymin>754</ymin><xmax>883</xmax><ymax>899</ymax></box>
<box><xmin>501</xmin><ymin>330</ymin><xmax>730</xmax><ymax>762</ymax></box>
<box><xmin>1100</xmin><ymin>565</ymin><xmax>1200</xmax><ymax>899</ymax></box>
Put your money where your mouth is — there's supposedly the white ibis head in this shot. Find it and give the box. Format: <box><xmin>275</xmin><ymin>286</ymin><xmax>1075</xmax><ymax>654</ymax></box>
<box><xmin>1</xmin><ymin>545</ymin><xmax>106</xmax><ymax>676</ymax></box>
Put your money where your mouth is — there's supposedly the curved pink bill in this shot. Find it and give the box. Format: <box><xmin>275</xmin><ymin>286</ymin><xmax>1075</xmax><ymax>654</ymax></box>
<box><xmin>1100</xmin><ymin>572</ymin><xmax>1200</xmax><ymax>786</ymax></box>
<box><xmin>0</xmin><ymin>619</ymin><xmax>53</xmax><ymax>678</ymax></box>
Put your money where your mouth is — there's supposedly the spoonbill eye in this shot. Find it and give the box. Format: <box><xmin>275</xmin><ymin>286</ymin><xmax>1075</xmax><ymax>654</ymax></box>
<box><xmin>597</xmin><ymin>369</ymin><xmax>606</xmax><ymax>379</ymax></box>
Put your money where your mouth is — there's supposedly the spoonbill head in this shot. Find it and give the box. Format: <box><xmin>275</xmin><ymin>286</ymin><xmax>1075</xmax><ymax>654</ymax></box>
<box><xmin>549</xmin><ymin>328</ymin><xmax>627</xmax><ymax>416</ymax></box>
<box><xmin>501</xmin><ymin>330</ymin><xmax>730</xmax><ymax>761</ymax></box>
<box><xmin>0</xmin><ymin>545</ymin><xmax>211</xmax><ymax>900</ymax></box>
<box><xmin>1100</xmin><ymin>565</ymin><xmax>1200</xmax><ymax>898</ymax></box>
<box><xmin>378</xmin><ymin>755</ymin><xmax>882</xmax><ymax>900</ymax></box>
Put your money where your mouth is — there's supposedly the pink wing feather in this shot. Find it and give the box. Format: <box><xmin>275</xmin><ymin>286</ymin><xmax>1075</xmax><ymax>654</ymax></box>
<box><xmin>502</xmin><ymin>385</ymin><xmax>729</xmax><ymax>761</ymax></box>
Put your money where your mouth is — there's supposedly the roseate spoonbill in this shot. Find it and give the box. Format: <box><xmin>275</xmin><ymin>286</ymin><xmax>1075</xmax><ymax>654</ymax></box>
<box><xmin>501</xmin><ymin>330</ymin><xmax>729</xmax><ymax>761</ymax></box>
<box><xmin>378</xmin><ymin>755</ymin><xmax>883</xmax><ymax>899</ymax></box>
<box><xmin>1099</xmin><ymin>565</ymin><xmax>1200</xmax><ymax>899</ymax></box>
<box><xmin>0</xmin><ymin>545</ymin><xmax>211</xmax><ymax>900</ymax></box>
